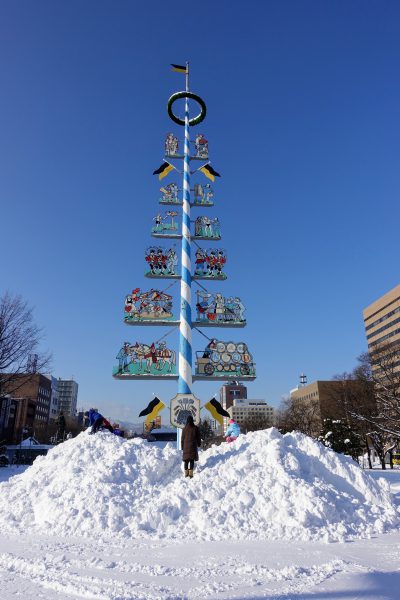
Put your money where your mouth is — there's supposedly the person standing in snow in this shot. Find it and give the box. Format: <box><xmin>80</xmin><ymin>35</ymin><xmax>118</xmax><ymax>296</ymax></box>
<box><xmin>225</xmin><ymin>418</ymin><xmax>240</xmax><ymax>443</ymax></box>
<box><xmin>86</xmin><ymin>409</ymin><xmax>114</xmax><ymax>435</ymax></box>
<box><xmin>181</xmin><ymin>415</ymin><xmax>201</xmax><ymax>478</ymax></box>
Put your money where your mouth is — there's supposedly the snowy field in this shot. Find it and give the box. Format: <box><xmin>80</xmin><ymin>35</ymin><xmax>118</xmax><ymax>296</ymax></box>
<box><xmin>0</xmin><ymin>430</ymin><xmax>400</xmax><ymax>599</ymax></box>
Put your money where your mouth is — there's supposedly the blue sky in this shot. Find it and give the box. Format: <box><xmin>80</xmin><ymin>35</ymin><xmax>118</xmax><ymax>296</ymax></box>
<box><xmin>1</xmin><ymin>1</ymin><xmax>400</xmax><ymax>422</ymax></box>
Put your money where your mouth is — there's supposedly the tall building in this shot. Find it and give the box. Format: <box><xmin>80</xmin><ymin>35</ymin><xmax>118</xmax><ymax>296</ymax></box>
<box><xmin>220</xmin><ymin>381</ymin><xmax>247</xmax><ymax>433</ymax></box>
<box><xmin>57</xmin><ymin>379</ymin><xmax>78</xmax><ymax>416</ymax></box>
<box><xmin>220</xmin><ymin>381</ymin><xmax>247</xmax><ymax>410</ymax></box>
<box><xmin>363</xmin><ymin>284</ymin><xmax>400</xmax><ymax>357</ymax></box>
<box><xmin>1</xmin><ymin>374</ymin><xmax>52</xmax><ymax>433</ymax></box>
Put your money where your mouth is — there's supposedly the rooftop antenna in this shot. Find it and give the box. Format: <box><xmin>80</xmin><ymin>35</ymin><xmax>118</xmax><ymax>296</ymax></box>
<box><xmin>299</xmin><ymin>373</ymin><xmax>307</xmax><ymax>387</ymax></box>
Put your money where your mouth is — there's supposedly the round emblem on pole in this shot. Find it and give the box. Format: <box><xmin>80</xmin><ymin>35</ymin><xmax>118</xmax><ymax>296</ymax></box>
<box><xmin>167</xmin><ymin>91</ymin><xmax>207</xmax><ymax>126</ymax></box>
<box><xmin>170</xmin><ymin>393</ymin><xmax>201</xmax><ymax>428</ymax></box>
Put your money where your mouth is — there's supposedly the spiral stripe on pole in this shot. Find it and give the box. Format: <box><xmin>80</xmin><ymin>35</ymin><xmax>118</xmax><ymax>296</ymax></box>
<box><xmin>178</xmin><ymin>98</ymin><xmax>193</xmax><ymax>395</ymax></box>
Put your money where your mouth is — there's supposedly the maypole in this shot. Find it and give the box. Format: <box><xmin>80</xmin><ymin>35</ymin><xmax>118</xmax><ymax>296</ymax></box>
<box><xmin>178</xmin><ymin>63</ymin><xmax>193</xmax><ymax>400</ymax></box>
<box><xmin>113</xmin><ymin>63</ymin><xmax>256</xmax><ymax>452</ymax></box>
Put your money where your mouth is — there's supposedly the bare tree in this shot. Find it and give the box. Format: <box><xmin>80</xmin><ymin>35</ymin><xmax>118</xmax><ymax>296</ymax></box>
<box><xmin>240</xmin><ymin>413</ymin><xmax>273</xmax><ymax>434</ymax></box>
<box><xmin>330</xmin><ymin>351</ymin><xmax>399</xmax><ymax>469</ymax></box>
<box><xmin>0</xmin><ymin>291</ymin><xmax>52</xmax><ymax>396</ymax></box>
<box><xmin>276</xmin><ymin>395</ymin><xmax>321</xmax><ymax>437</ymax></box>
<box><xmin>324</xmin><ymin>372</ymin><xmax>378</xmax><ymax>468</ymax></box>
<box><xmin>275</xmin><ymin>396</ymin><xmax>294</xmax><ymax>434</ymax></box>
<box><xmin>346</xmin><ymin>344</ymin><xmax>400</xmax><ymax>451</ymax></box>
<box><xmin>358</xmin><ymin>344</ymin><xmax>400</xmax><ymax>440</ymax></box>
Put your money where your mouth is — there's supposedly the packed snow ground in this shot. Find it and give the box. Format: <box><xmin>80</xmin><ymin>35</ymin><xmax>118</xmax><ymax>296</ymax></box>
<box><xmin>0</xmin><ymin>429</ymin><xmax>400</xmax><ymax>599</ymax></box>
<box><xmin>0</xmin><ymin>428</ymin><xmax>398</xmax><ymax>543</ymax></box>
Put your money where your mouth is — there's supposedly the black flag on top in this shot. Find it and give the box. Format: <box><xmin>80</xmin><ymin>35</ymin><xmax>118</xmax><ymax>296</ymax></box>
<box><xmin>171</xmin><ymin>64</ymin><xmax>188</xmax><ymax>74</ymax></box>
<box><xmin>204</xmin><ymin>398</ymin><xmax>230</xmax><ymax>426</ymax></box>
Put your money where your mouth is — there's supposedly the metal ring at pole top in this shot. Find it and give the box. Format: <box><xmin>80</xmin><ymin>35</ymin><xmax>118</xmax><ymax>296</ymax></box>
<box><xmin>167</xmin><ymin>91</ymin><xmax>206</xmax><ymax>126</ymax></box>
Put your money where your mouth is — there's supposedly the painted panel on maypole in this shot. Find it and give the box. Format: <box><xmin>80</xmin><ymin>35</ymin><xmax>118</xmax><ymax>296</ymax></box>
<box><xmin>191</xmin><ymin>183</ymin><xmax>214</xmax><ymax>206</ymax></box>
<box><xmin>123</xmin><ymin>287</ymin><xmax>179</xmax><ymax>326</ymax></box>
<box><xmin>194</xmin><ymin>339</ymin><xmax>256</xmax><ymax>380</ymax></box>
<box><xmin>159</xmin><ymin>182</ymin><xmax>182</xmax><ymax>205</ymax></box>
<box><xmin>193</xmin><ymin>248</ymin><xmax>227</xmax><ymax>280</ymax></box>
<box><xmin>151</xmin><ymin>211</ymin><xmax>182</xmax><ymax>239</ymax></box>
<box><xmin>193</xmin><ymin>290</ymin><xmax>246</xmax><ymax>327</ymax></box>
<box><xmin>145</xmin><ymin>245</ymin><xmax>180</xmax><ymax>279</ymax></box>
<box><xmin>193</xmin><ymin>215</ymin><xmax>221</xmax><ymax>240</ymax></box>
<box><xmin>113</xmin><ymin>341</ymin><xmax>177</xmax><ymax>379</ymax></box>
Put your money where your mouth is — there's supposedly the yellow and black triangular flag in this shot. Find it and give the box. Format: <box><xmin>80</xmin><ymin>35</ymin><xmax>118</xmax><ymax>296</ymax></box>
<box><xmin>153</xmin><ymin>161</ymin><xmax>175</xmax><ymax>181</ymax></box>
<box><xmin>138</xmin><ymin>396</ymin><xmax>166</xmax><ymax>424</ymax></box>
<box><xmin>171</xmin><ymin>63</ymin><xmax>188</xmax><ymax>74</ymax></box>
<box><xmin>199</xmin><ymin>163</ymin><xmax>221</xmax><ymax>182</ymax></box>
<box><xmin>204</xmin><ymin>398</ymin><xmax>230</xmax><ymax>426</ymax></box>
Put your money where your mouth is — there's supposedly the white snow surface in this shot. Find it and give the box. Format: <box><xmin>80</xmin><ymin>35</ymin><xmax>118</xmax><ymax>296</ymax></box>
<box><xmin>0</xmin><ymin>428</ymin><xmax>398</xmax><ymax>543</ymax></box>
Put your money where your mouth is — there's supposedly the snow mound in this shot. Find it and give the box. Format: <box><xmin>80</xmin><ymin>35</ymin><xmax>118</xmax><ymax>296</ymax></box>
<box><xmin>0</xmin><ymin>428</ymin><xmax>398</xmax><ymax>542</ymax></box>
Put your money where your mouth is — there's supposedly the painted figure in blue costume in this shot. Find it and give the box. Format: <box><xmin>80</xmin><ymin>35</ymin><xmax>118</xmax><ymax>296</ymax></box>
<box><xmin>116</xmin><ymin>342</ymin><xmax>131</xmax><ymax>373</ymax></box>
<box><xmin>167</xmin><ymin>249</ymin><xmax>178</xmax><ymax>274</ymax></box>
<box><xmin>193</xmin><ymin>183</ymin><xmax>214</xmax><ymax>205</ymax></box>
<box><xmin>153</xmin><ymin>213</ymin><xmax>164</xmax><ymax>232</ymax></box>
<box><xmin>196</xmin><ymin>291</ymin><xmax>212</xmax><ymax>320</ymax></box>
<box><xmin>195</xmin><ymin>248</ymin><xmax>207</xmax><ymax>275</ymax></box>
<box><xmin>204</xmin><ymin>184</ymin><xmax>214</xmax><ymax>204</ymax></box>
<box><xmin>212</xmin><ymin>218</ymin><xmax>221</xmax><ymax>237</ymax></box>
<box><xmin>234</xmin><ymin>297</ymin><xmax>245</xmax><ymax>321</ymax></box>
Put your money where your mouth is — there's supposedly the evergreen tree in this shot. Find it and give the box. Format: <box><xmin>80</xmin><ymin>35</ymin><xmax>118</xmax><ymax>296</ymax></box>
<box><xmin>199</xmin><ymin>419</ymin><xmax>213</xmax><ymax>445</ymax></box>
<box><xmin>318</xmin><ymin>418</ymin><xmax>362</xmax><ymax>461</ymax></box>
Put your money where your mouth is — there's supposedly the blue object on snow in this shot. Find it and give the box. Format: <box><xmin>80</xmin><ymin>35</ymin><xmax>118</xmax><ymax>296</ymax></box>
<box><xmin>225</xmin><ymin>421</ymin><xmax>241</xmax><ymax>438</ymax></box>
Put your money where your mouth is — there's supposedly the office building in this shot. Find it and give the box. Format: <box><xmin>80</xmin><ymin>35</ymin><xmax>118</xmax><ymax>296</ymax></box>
<box><xmin>1</xmin><ymin>395</ymin><xmax>36</xmax><ymax>444</ymax></box>
<box><xmin>57</xmin><ymin>379</ymin><xmax>79</xmax><ymax>417</ymax></box>
<box><xmin>228</xmin><ymin>399</ymin><xmax>274</xmax><ymax>430</ymax></box>
<box><xmin>290</xmin><ymin>380</ymin><xmax>367</xmax><ymax>436</ymax></box>
<box><xmin>1</xmin><ymin>374</ymin><xmax>52</xmax><ymax>430</ymax></box>
<box><xmin>363</xmin><ymin>284</ymin><xmax>400</xmax><ymax>367</ymax></box>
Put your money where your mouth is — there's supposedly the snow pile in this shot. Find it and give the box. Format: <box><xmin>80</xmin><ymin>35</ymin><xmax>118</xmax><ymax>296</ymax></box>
<box><xmin>0</xmin><ymin>428</ymin><xmax>398</xmax><ymax>542</ymax></box>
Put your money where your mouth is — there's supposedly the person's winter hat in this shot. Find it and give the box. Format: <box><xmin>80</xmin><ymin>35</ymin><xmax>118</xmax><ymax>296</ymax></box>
<box><xmin>229</xmin><ymin>419</ymin><xmax>235</xmax><ymax>423</ymax></box>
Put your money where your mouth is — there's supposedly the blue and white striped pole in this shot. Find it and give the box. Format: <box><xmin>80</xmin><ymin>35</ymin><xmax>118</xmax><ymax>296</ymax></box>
<box><xmin>177</xmin><ymin>63</ymin><xmax>193</xmax><ymax>449</ymax></box>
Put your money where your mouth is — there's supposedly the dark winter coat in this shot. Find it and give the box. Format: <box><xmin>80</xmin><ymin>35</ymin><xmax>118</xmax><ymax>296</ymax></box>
<box><xmin>181</xmin><ymin>423</ymin><xmax>201</xmax><ymax>462</ymax></box>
